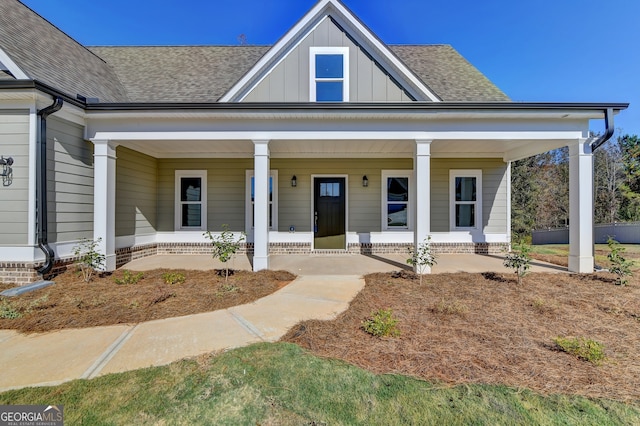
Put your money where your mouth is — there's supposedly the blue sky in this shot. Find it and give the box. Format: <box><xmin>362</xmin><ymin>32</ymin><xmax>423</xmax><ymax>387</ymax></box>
<box><xmin>21</xmin><ymin>0</ymin><xmax>639</xmax><ymax>136</ymax></box>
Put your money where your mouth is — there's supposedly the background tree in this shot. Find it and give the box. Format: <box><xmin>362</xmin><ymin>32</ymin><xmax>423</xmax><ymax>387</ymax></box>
<box><xmin>619</xmin><ymin>135</ymin><xmax>640</xmax><ymax>221</ymax></box>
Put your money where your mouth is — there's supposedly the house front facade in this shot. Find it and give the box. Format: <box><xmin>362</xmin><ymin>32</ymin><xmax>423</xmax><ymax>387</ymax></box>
<box><xmin>0</xmin><ymin>0</ymin><xmax>627</xmax><ymax>284</ymax></box>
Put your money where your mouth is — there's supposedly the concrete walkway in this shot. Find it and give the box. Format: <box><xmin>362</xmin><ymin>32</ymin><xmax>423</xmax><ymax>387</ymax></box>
<box><xmin>0</xmin><ymin>275</ymin><xmax>364</xmax><ymax>392</ymax></box>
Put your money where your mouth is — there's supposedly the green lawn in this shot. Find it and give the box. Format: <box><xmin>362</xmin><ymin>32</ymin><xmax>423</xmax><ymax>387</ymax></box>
<box><xmin>530</xmin><ymin>244</ymin><xmax>640</xmax><ymax>270</ymax></box>
<box><xmin>1</xmin><ymin>343</ymin><xmax>638</xmax><ymax>425</ymax></box>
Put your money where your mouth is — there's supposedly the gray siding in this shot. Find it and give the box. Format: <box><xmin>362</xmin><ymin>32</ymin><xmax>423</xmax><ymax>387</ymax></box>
<box><xmin>272</xmin><ymin>158</ymin><xmax>412</xmax><ymax>233</ymax></box>
<box><xmin>431</xmin><ymin>158</ymin><xmax>508</xmax><ymax>233</ymax></box>
<box><xmin>0</xmin><ymin>110</ymin><xmax>30</xmax><ymax>245</ymax></box>
<box><xmin>243</xmin><ymin>18</ymin><xmax>412</xmax><ymax>103</ymax></box>
<box><xmin>116</xmin><ymin>147</ymin><xmax>158</xmax><ymax>237</ymax></box>
<box><xmin>47</xmin><ymin>117</ymin><xmax>94</xmax><ymax>243</ymax></box>
<box><xmin>157</xmin><ymin>159</ymin><xmax>253</xmax><ymax>232</ymax></box>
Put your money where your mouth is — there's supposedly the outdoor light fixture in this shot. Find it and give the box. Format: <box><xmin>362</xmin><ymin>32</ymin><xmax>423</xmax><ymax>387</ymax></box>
<box><xmin>291</xmin><ymin>175</ymin><xmax>297</xmax><ymax>187</ymax></box>
<box><xmin>362</xmin><ymin>175</ymin><xmax>369</xmax><ymax>187</ymax></box>
<box><xmin>0</xmin><ymin>156</ymin><xmax>13</xmax><ymax>187</ymax></box>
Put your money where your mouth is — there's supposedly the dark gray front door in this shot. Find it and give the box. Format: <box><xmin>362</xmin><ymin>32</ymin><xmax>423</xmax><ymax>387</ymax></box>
<box><xmin>314</xmin><ymin>177</ymin><xmax>346</xmax><ymax>250</ymax></box>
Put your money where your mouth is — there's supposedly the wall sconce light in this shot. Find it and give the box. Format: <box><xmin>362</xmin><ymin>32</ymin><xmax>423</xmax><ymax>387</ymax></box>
<box><xmin>0</xmin><ymin>156</ymin><xmax>13</xmax><ymax>187</ymax></box>
<box><xmin>362</xmin><ymin>175</ymin><xmax>368</xmax><ymax>187</ymax></box>
<box><xmin>291</xmin><ymin>175</ymin><xmax>297</xmax><ymax>187</ymax></box>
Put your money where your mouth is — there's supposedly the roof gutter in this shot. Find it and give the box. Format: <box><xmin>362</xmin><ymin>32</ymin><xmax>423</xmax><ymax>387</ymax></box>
<box><xmin>36</xmin><ymin>97</ymin><xmax>63</xmax><ymax>276</ymax></box>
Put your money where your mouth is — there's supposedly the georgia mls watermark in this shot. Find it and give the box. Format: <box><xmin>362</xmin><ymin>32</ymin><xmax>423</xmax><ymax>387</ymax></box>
<box><xmin>0</xmin><ymin>405</ymin><xmax>63</xmax><ymax>426</ymax></box>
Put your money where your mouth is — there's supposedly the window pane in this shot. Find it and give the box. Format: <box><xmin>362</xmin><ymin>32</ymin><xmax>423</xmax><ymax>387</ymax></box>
<box><xmin>315</xmin><ymin>54</ymin><xmax>343</xmax><ymax>78</ymax></box>
<box><xmin>387</xmin><ymin>204</ymin><xmax>408</xmax><ymax>227</ymax></box>
<box><xmin>455</xmin><ymin>177</ymin><xmax>476</xmax><ymax>202</ymax></box>
<box><xmin>181</xmin><ymin>178</ymin><xmax>201</xmax><ymax>202</ymax></box>
<box><xmin>456</xmin><ymin>204</ymin><xmax>475</xmax><ymax>227</ymax></box>
<box><xmin>388</xmin><ymin>177</ymin><xmax>408</xmax><ymax>202</ymax></box>
<box><xmin>182</xmin><ymin>204</ymin><xmax>201</xmax><ymax>227</ymax></box>
<box><xmin>316</xmin><ymin>81</ymin><xmax>343</xmax><ymax>102</ymax></box>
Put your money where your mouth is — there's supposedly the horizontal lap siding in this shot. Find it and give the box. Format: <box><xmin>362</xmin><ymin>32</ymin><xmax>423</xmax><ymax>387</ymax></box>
<box><xmin>157</xmin><ymin>159</ymin><xmax>252</xmax><ymax>232</ymax></box>
<box><xmin>272</xmin><ymin>158</ymin><xmax>412</xmax><ymax>233</ymax></box>
<box><xmin>431</xmin><ymin>158</ymin><xmax>508</xmax><ymax>233</ymax></box>
<box><xmin>116</xmin><ymin>147</ymin><xmax>157</xmax><ymax>237</ymax></box>
<box><xmin>47</xmin><ymin>117</ymin><xmax>94</xmax><ymax>243</ymax></box>
<box><xmin>0</xmin><ymin>111</ymin><xmax>30</xmax><ymax>245</ymax></box>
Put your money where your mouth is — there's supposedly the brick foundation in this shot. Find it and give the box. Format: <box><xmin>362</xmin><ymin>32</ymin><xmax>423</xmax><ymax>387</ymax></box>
<box><xmin>1</xmin><ymin>241</ymin><xmax>509</xmax><ymax>285</ymax></box>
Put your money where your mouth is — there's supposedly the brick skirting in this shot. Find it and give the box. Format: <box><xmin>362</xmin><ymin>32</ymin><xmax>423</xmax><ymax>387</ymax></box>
<box><xmin>1</xmin><ymin>241</ymin><xmax>509</xmax><ymax>285</ymax></box>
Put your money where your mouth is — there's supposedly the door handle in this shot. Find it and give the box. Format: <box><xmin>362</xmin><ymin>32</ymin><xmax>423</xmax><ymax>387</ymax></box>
<box><xmin>314</xmin><ymin>211</ymin><xmax>318</xmax><ymax>233</ymax></box>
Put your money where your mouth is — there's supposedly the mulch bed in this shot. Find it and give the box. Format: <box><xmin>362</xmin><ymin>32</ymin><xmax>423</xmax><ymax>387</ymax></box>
<box><xmin>0</xmin><ymin>268</ymin><xmax>295</xmax><ymax>333</ymax></box>
<box><xmin>282</xmin><ymin>271</ymin><xmax>640</xmax><ymax>402</ymax></box>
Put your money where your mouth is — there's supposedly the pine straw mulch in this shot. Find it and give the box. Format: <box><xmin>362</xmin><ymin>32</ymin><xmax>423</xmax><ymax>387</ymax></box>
<box><xmin>0</xmin><ymin>268</ymin><xmax>295</xmax><ymax>334</ymax></box>
<box><xmin>282</xmin><ymin>271</ymin><xmax>640</xmax><ymax>402</ymax></box>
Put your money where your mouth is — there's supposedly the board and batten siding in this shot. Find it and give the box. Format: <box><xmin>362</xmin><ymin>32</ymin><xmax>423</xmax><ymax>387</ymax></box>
<box><xmin>46</xmin><ymin>117</ymin><xmax>94</xmax><ymax>243</ymax></box>
<box><xmin>272</xmin><ymin>158</ymin><xmax>412</xmax><ymax>233</ymax></box>
<box><xmin>116</xmin><ymin>147</ymin><xmax>158</xmax><ymax>237</ymax></box>
<box><xmin>242</xmin><ymin>17</ymin><xmax>412</xmax><ymax>103</ymax></box>
<box><xmin>0</xmin><ymin>110</ymin><xmax>30</xmax><ymax>246</ymax></box>
<box><xmin>157</xmin><ymin>159</ymin><xmax>253</xmax><ymax>232</ymax></box>
<box><xmin>431</xmin><ymin>158</ymin><xmax>508</xmax><ymax>233</ymax></box>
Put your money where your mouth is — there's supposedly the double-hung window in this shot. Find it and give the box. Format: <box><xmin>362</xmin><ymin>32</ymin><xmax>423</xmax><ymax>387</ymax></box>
<box><xmin>450</xmin><ymin>170</ymin><xmax>482</xmax><ymax>230</ymax></box>
<box><xmin>310</xmin><ymin>47</ymin><xmax>349</xmax><ymax>102</ymax></box>
<box><xmin>246</xmin><ymin>170</ymin><xmax>278</xmax><ymax>233</ymax></box>
<box><xmin>382</xmin><ymin>170</ymin><xmax>412</xmax><ymax>230</ymax></box>
<box><xmin>175</xmin><ymin>170</ymin><xmax>207</xmax><ymax>231</ymax></box>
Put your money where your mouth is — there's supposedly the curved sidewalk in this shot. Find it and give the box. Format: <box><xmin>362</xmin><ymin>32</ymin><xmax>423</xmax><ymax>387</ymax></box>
<box><xmin>0</xmin><ymin>275</ymin><xmax>364</xmax><ymax>392</ymax></box>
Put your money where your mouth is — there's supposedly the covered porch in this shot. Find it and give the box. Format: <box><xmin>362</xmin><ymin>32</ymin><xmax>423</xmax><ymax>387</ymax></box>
<box><xmin>86</xmin><ymin>104</ymin><xmax>611</xmax><ymax>275</ymax></box>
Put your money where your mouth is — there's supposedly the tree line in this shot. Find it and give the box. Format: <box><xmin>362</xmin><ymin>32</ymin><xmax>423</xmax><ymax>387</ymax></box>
<box><xmin>511</xmin><ymin>134</ymin><xmax>640</xmax><ymax>239</ymax></box>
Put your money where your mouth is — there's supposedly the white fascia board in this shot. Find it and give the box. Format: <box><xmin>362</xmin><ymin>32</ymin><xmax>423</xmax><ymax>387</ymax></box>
<box><xmin>92</xmin><ymin>130</ymin><xmax>583</xmax><ymax>142</ymax></box>
<box><xmin>0</xmin><ymin>47</ymin><xmax>29</xmax><ymax>80</ymax></box>
<box><xmin>220</xmin><ymin>0</ymin><xmax>334</xmax><ymax>102</ymax></box>
<box><xmin>220</xmin><ymin>0</ymin><xmax>439</xmax><ymax>102</ymax></box>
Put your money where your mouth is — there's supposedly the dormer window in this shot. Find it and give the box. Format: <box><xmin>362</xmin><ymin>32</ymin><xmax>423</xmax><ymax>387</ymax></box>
<box><xmin>310</xmin><ymin>47</ymin><xmax>349</xmax><ymax>102</ymax></box>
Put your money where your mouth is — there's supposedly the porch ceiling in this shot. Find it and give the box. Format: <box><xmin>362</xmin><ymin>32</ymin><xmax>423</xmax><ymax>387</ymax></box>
<box><xmin>119</xmin><ymin>137</ymin><xmax>567</xmax><ymax>161</ymax></box>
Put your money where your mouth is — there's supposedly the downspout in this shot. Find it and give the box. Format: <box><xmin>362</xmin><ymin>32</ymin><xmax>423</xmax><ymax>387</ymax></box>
<box><xmin>36</xmin><ymin>97</ymin><xmax>63</xmax><ymax>275</ymax></box>
<box><xmin>589</xmin><ymin>108</ymin><xmax>615</xmax><ymax>270</ymax></box>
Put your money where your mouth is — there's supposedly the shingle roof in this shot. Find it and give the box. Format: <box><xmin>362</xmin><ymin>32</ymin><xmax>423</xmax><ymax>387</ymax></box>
<box><xmin>1</xmin><ymin>0</ymin><xmax>509</xmax><ymax>103</ymax></box>
<box><xmin>90</xmin><ymin>45</ymin><xmax>509</xmax><ymax>103</ymax></box>
<box><xmin>0</xmin><ymin>1</ymin><xmax>129</xmax><ymax>102</ymax></box>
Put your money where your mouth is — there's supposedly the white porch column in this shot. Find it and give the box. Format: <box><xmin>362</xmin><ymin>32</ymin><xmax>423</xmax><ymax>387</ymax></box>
<box><xmin>568</xmin><ymin>139</ymin><xmax>594</xmax><ymax>273</ymax></box>
<box><xmin>414</xmin><ymin>139</ymin><xmax>432</xmax><ymax>273</ymax></box>
<box><xmin>253</xmin><ymin>140</ymin><xmax>270</xmax><ymax>271</ymax></box>
<box><xmin>92</xmin><ymin>140</ymin><xmax>118</xmax><ymax>271</ymax></box>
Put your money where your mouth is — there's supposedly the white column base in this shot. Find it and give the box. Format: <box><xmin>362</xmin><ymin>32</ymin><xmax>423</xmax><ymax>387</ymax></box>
<box><xmin>105</xmin><ymin>254</ymin><xmax>117</xmax><ymax>272</ymax></box>
<box><xmin>568</xmin><ymin>255</ymin><xmax>593</xmax><ymax>274</ymax></box>
<box><xmin>253</xmin><ymin>255</ymin><xmax>269</xmax><ymax>272</ymax></box>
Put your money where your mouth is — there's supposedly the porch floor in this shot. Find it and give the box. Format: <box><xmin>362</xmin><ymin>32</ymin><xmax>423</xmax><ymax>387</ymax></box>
<box><xmin>121</xmin><ymin>253</ymin><xmax>566</xmax><ymax>275</ymax></box>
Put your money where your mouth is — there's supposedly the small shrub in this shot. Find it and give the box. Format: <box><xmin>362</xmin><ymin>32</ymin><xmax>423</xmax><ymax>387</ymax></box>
<box><xmin>607</xmin><ymin>237</ymin><xmax>633</xmax><ymax>286</ymax></box>
<box><xmin>114</xmin><ymin>270</ymin><xmax>144</xmax><ymax>285</ymax></box>
<box><xmin>503</xmin><ymin>242</ymin><xmax>531</xmax><ymax>284</ymax></box>
<box><xmin>162</xmin><ymin>272</ymin><xmax>186</xmax><ymax>285</ymax></box>
<box><xmin>433</xmin><ymin>298</ymin><xmax>469</xmax><ymax>316</ymax></box>
<box><xmin>72</xmin><ymin>238</ymin><xmax>105</xmax><ymax>282</ymax></box>
<box><xmin>407</xmin><ymin>236</ymin><xmax>437</xmax><ymax>285</ymax></box>
<box><xmin>0</xmin><ymin>299</ymin><xmax>21</xmax><ymax>319</ymax></box>
<box><xmin>204</xmin><ymin>225</ymin><xmax>246</xmax><ymax>282</ymax></box>
<box><xmin>362</xmin><ymin>308</ymin><xmax>400</xmax><ymax>338</ymax></box>
<box><xmin>216</xmin><ymin>283</ymin><xmax>240</xmax><ymax>298</ymax></box>
<box><xmin>554</xmin><ymin>336</ymin><xmax>606</xmax><ymax>365</ymax></box>
<box><xmin>531</xmin><ymin>298</ymin><xmax>556</xmax><ymax>314</ymax></box>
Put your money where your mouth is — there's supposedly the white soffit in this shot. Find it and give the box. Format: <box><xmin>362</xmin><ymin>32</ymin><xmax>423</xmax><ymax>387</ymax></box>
<box><xmin>219</xmin><ymin>0</ymin><xmax>440</xmax><ymax>102</ymax></box>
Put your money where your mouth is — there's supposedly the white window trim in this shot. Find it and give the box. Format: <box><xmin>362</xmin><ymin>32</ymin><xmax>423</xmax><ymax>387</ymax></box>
<box><xmin>246</xmin><ymin>170</ymin><xmax>278</xmax><ymax>234</ymax></box>
<box><xmin>309</xmin><ymin>46</ymin><xmax>350</xmax><ymax>102</ymax></box>
<box><xmin>381</xmin><ymin>170</ymin><xmax>413</xmax><ymax>231</ymax></box>
<box><xmin>449</xmin><ymin>170</ymin><xmax>482</xmax><ymax>231</ymax></box>
<box><xmin>174</xmin><ymin>170</ymin><xmax>207</xmax><ymax>231</ymax></box>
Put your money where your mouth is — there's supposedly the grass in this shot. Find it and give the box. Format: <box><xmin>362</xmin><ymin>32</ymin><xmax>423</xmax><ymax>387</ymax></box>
<box><xmin>1</xmin><ymin>343</ymin><xmax>638</xmax><ymax>425</ymax></box>
<box><xmin>530</xmin><ymin>244</ymin><xmax>640</xmax><ymax>271</ymax></box>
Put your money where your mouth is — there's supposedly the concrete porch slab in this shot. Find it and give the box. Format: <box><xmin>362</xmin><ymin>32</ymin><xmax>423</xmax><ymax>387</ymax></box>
<box><xmin>122</xmin><ymin>253</ymin><xmax>566</xmax><ymax>275</ymax></box>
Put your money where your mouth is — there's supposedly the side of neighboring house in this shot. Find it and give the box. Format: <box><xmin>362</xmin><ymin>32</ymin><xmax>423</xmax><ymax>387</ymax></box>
<box><xmin>0</xmin><ymin>0</ymin><xmax>626</xmax><ymax>284</ymax></box>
